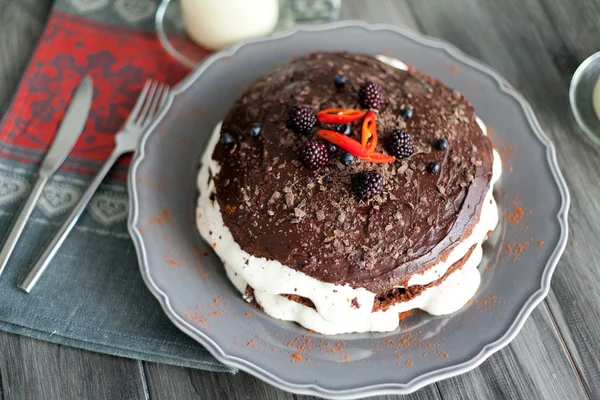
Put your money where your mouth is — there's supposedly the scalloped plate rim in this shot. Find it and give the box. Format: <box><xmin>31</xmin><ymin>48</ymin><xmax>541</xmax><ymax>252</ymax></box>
<box><xmin>127</xmin><ymin>20</ymin><xmax>570</xmax><ymax>398</ymax></box>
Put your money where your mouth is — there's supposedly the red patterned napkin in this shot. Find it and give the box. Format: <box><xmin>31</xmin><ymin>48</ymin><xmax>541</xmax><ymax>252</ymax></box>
<box><xmin>0</xmin><ymin>3</ymin><xmax>232</xmax><ymax>371</ymax></box>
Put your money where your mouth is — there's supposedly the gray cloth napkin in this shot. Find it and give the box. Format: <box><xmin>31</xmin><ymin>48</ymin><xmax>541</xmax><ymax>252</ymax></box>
<box><xmin>0</xmin><ymin>163</ymin><xmax>234</xmax><ymax>371</ymax></box>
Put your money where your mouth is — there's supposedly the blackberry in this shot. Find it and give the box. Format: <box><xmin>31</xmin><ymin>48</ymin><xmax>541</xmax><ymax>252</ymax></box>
<box><xmin>299</xmin><ymin>141</ymin><xmax>328</xmax><ymax>170</ymax></box>
<box><xmin>287</xmin><ymin>105</ymin><xmax>317</xmax><ymax>135</ymax></box>
<box><xmin>359</xmin><ymin>80</ymin><xmax>384</xmax><ymax>109</ymax></box>
<box><xmin>385</xmin><ymin>129</ymin><xmax>414</xmax><ymax>159</ymax></box>
<box><xmin>428</xmin><ymin>161</ymin><xmax>440</xmax><ymax>174</ymax></box>
<box><xmin>220</xmin><ymin>133</ymin><xmax>233</xmax><ymax>146</ymax></box>
<box><xmin>325</xmin><ymin>142</ymin><xmax>338</xmax><ymax>155</ymax></box>
<box><xmin>435</xmin><ymin>138</ymin><xmax>448</xmax><ymax>150</ymax></box>
<box><xmin>336</xmin><ymin>123</ymin><xmax>352</xmax><ymax>136</ymax></box>
<box><xmin>249</xmin><ymin>123</ymin><xmax>262</xmax><ymax>137</ymax></box>
<box><xmin>351</xmin><ymin>172</ymin><xmax>383</xmax><ymax>199</ymax></box>
<box><xmin>334</xmin><ymin>74</ymin><xmax>347</xmax><ymax>88</ymax></box>
<box><xmin>401</xmin><ymin>107</ymin><xmax>414</xmax><ymax>120</ymax></box>
<box><xmin>340</xmin><ymin>152</ymin><xmax>354</xmax><ymax>166</ymax></box>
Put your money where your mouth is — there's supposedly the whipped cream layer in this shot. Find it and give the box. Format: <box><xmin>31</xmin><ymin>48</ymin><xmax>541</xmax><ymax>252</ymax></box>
<box><xmin>196</xmin><ymin>57</ymin><xmax>501</xmax><ymax>334</ymax></box>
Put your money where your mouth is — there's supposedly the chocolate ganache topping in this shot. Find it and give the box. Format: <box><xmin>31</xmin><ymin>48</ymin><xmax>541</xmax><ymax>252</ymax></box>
<box><xmin>210</xmin><ymin>52</ymin><xmax>494</xmax><ymax>293</ymax></box>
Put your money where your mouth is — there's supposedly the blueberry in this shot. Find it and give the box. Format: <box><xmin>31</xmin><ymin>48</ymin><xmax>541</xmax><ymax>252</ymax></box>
<box><xmin>340</xmin><ymin>152</ymin><xmax>354</xmax><ymax>165</ymax></box>
<box><xmin>401</xmin><ymin>107</ymin><xmax>414</xmax><ymax>120</ymax></box>
<box><xmin>249</xmin><ymin>123</ymin><xmax>262</xmax><ymax>137</ymax></box>
<box><xmin>435</xmin><ymin>138</ymin><xmax>448</xmax><ymax>150</ymax></box>
<box><xmin>220</xmin><ymin>133</ymin><xmax>233</xmax><ymax>146</ymax></box>
<box><xmin>428</xmin><ymin>161</ymin><xmax>440</xmax><ymax>174</ymax></box>
<box><xmin>325</xmin><ymin>142</ymin><xmax>338</xmax><ymax>155</ymax></box>
<box><xmin>334</xmin><ymin>74</ymin><xmax>347</xmax><ymax>88</ymax></box>
<box><xmin>336</xmin><ymin>124</ymin><xmax>352</xmax><ymax>136</ymax></box>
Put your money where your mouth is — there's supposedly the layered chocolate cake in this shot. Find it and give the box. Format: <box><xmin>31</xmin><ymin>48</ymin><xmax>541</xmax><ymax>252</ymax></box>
<box><xmin>196</xmin><ymin>53</ymin><xmax>502</xmax><ymax>334</ymax></box>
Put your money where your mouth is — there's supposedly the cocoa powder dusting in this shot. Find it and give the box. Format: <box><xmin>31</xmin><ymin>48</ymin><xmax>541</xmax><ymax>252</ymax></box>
<box><xmin>507</xmin><ymin>204</ymin><xmax>524</xmax><ymax>224</ymax></box>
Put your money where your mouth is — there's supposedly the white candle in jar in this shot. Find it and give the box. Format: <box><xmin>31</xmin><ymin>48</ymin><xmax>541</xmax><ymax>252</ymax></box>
<box><xmin>181</xmin><ymin>0</ymin><xmax>279</xmax><ymax>50</ymax></box>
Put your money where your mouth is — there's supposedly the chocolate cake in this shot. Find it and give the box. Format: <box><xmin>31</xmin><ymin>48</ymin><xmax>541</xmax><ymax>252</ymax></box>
<box><xmin>196</xmin><ymin>53</ymin><xmax>502</xmax><ymax>334</ymax></box>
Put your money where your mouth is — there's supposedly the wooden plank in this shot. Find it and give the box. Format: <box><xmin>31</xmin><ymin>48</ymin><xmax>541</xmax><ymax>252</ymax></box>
<box><xmin>0</xmin><ymin>360</ymin><xmax>4</xmax><ymax>400</ymax></box>
<box><xmin>404</xmin><ymin>0</ymin><xmax>598</xmax><ymax>396</ymax></box>
<box><xmin>143</xmin><ymin>362</ymin><xmax>441</xmax><ymax>400</ymax></box>
<box><xmin>0</xmin><ymin>0</ymin><xmax>54</xmax><ymax>113</ymax></box>
<box><xmin>144</xmin><ymin>364</ymin><xmax>294</xmax><ymax>400</ymax></box>
<box><xmin>0</xmin><ymin>331</ymin><xmax>147</xmax><ymax>400</ymax></box>
<box><xmin>437</xmin><ymin>307</ymin><xmax>587</xmax><ymax>399</ymax></box>
<box><xmin>515</xmin><ymin>2</ymin><xmax>600</xmax><ymax>397</ymax></box>
<box><xmin>339</xmin><ymin>0</ymin><xmax>420</xmax><ymax>30</ymax></box>
<box><xmin>529</xmin><ymin>0</ymin><xmax>600</xmax><ymax>395</ymax></box>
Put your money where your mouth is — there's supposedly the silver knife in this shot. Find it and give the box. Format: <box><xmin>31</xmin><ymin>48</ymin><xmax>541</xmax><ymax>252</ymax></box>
<box><xmin>0</xmin><ymin>75</ymin><xmax>93</xmax><ymax>276</ymax></box>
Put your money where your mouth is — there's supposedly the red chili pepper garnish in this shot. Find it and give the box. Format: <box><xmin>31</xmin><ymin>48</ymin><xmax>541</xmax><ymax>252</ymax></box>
<box><xmin>316</xmin><ymin>129</ymin><xmax>369</xmax><ymax>157</ymax></box>
<box><xmin>361</xmin><ymin>111</ymin><xmax>378</xmax><ymax>153</ymax></box>
<box><xmin>358</xmin><ymin>152</ymin><xmax>395</xmax><ymax>164</ymax></box>
<box><xmin>317</xmin><ymin>111</ymin><xmax>394</xmax><ymax>164</ymax></box>
<box><xmin>361</xmin><ymin>111</ymin><xmax>375</xmax><ymax>148</ymax></box>
<box><xmin>317</xmin><ymin>109</ymin><xmax>367</xmax><ymax>124</ymax></box>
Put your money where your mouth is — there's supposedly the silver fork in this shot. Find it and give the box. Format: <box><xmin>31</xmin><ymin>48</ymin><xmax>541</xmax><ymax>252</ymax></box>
<box><xmin>19</xmin><ymin>80</ymin><xmax>170</xmax><ymax>292</ymax></box>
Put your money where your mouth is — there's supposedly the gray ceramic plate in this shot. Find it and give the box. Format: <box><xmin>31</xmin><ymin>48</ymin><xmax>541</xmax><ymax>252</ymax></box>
<box><xmin>128</xmin><ymin>21</ymin><xmax>569</xmax><ymax>398</ymax></box>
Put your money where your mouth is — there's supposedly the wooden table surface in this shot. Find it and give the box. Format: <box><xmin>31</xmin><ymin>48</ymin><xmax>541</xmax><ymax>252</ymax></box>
<box><xmin>1</xmin><ymin>0</ymin><xmax>599</xmax><ymax>399</ymax></box>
